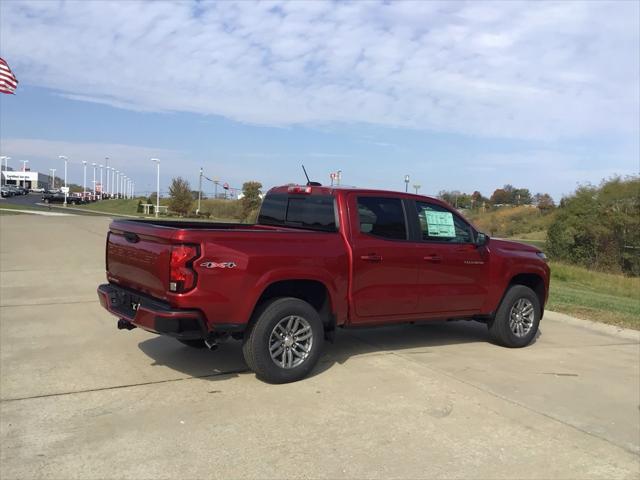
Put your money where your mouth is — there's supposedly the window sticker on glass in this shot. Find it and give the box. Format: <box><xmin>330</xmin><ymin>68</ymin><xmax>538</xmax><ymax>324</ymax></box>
<box><xmin>426</xmin><ymin>211</ymin><xmax>455</xmax><ymax>237</ymax></box>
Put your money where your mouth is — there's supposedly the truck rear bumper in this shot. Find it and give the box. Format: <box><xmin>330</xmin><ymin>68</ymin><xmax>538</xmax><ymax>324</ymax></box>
<box><xmin>97</xmin><ymin>283</ymin><xmax>207</xmax><ymax>339</ymax></box>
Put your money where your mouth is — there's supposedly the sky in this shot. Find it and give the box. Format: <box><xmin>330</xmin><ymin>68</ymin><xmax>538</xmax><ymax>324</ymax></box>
<box><xmin>0</xmin><ymin>0</ymin><xmax>638</xmax><ymax>199</ymax></box>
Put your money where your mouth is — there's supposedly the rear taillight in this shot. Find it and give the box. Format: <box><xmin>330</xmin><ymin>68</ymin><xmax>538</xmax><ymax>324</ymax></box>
<box><xmin>169</xmin><ymin>244</ymin><xmax>199</xmax><ymax>293</ymax></box>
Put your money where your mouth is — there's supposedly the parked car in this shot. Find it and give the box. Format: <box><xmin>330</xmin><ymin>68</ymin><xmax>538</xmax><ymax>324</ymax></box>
<box><xmin>30</xmin><ymin>187</ymin><xmax>45</xmax><ymax>193</ymax></box>
<box><xmin>42</xmin><ymin>190</ymin><xmax>84</xmax><ymax>205</ymax></box>
<box><xmin>1</xmin><ymin>186</ymin><xmax>13</xmax><ymax>197</ymax></box>
<box><xmin>15</xmin><ymin>186</ymin><xmax>29</xmax><ymax>195</ymax></box>
<box><xmin>98</xmin><ymin>184</ymin><xmax>550</xmax><ymax>383</ymax></box>
<box><xmin>5</xmin><ymin>185</ymin><xmax>21</xmax><ymax>196</ymax></box>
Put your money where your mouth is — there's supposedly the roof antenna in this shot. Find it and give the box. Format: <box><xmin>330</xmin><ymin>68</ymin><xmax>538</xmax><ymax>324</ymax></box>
<box><xmin>302</xmin><ymin>165</ymin><xmax>322</xmax><ymax>187</ymax></box>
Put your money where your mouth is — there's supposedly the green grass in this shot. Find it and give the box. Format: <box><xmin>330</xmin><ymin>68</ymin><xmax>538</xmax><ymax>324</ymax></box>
<box><xmin>75</xmin><ymin>198</ymin><xmax>152</xmax><ymax>216</ymax></box>
<box><xmin>0</xmin><ymin>202</ymin><xmax>45</xmax><ymax>214</ymax></box>
<box><xmin>547</xmin><ymin>261</ymin><xmax>640</xmax><ymax>329</ymax></box>
<box><xmin>74</xmin><ymin>198</ymin><xmax>241</xmax><ymax>222</ymax></box>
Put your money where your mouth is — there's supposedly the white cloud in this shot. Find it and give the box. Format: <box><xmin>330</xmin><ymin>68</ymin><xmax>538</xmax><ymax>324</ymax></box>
<box><xmin>0</xmin><ymin>0</ymin><xmax>638</xmax><ymax>140</ymax></box>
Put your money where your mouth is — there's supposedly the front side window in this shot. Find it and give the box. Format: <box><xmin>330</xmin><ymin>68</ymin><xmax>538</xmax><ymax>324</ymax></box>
<box><xmin>357</xmin><ymin>196</ymin><xmax>407</xmax><ymax>240</ymax></box>
<box><xmin>416</xmin><ymin>201</ymin><xmax>473</xmax><ymax>243</ymax></box>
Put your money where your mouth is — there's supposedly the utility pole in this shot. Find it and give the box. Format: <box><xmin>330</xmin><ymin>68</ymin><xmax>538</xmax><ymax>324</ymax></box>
<box><xmin>214</xmin><ymin>179</ymin><xmax>219</xmax><ymax>199</ymax></box>
<box><xmin>197</xmin><ymin>167</ymin><xmax>203</xmax><ymax>215</ymax></box>
<box><xmin>151</xmin><ymin>158</ymin><xmax>160</xmax><ymax>218</ymax></box>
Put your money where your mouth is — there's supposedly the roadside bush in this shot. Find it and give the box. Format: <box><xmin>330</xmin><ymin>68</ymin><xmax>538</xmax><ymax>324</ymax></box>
<box><xmin>168</xmin><ymin>177</ymin><xmax>193</xmax><ymax>216</ymax></box>
<box><xmin>199</xmin><ymin>199</ymin><xmax>243</xmax><ymax>220</ymax></box>
<box><xmin>241</xmin><ymin>181</ymin><xmax>263</xmax><ymax>223</ymax></box>
<box><xmin>467</xmin><ymin>206</ymin><xmax>555</xmax><ymax>238</ymax></box>
<box><xmin>546</xmin><ymin>176</ymin><xmax>639</xmax><ymax>275</ymax></box>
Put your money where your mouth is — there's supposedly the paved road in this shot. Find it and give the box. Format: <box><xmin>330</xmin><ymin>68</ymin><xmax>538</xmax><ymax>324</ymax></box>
<box><xmin>0</xmin><ymin>192</ymin><xmax>107</xmax><ymax>216</ymax></box>
<box><xmin>1</xmin><ymin>215</ymin><xmax>639</xmax><ymax>479</ymax></box>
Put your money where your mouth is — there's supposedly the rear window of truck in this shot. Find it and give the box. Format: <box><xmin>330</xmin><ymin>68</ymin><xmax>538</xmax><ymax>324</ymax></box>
<box><xmin>258</xmin><ymin>193</ymin><xmax>337</xmax><ymax>232</ymax></box>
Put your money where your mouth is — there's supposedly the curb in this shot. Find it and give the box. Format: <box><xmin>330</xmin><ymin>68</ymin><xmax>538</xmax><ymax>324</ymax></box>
<box><xmin>545</xmin><ymin>310</ymin><xmax>639</xmax><ymax>341</ymax></box>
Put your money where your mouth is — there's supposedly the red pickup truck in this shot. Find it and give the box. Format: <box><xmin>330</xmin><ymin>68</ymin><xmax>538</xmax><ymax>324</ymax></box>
<box><xmin>98</xmin><ymin>185</ymin><xmax>549</xmax><ymax>383</ymax></box>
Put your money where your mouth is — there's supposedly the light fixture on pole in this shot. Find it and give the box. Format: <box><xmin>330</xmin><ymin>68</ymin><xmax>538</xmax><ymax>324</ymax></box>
<box><xmin>82</xmin><ymin>161</ymin><xmax>87</xmax><ymax>199</ymax></box>
<box><xmin>92</xmin><ymin>162</ymin><xmax>97</xmax><ymax>199</ymax></box>
<box><xmin>413</xmin><ymin>184</ymin><xmax>421</xmax><ymax>194</ymax></box>
<box><xmin>59</xmin><ymin>155</ymin><xmax>68</xmax><ymax>205</ymax></box>
<box><xmin>0</xmin><ymin>156</ymin><xmax>10</xmax><ymax>186</ymax></box>
<box><xmin>337</xmin><ymin>169</ymin><xmax>342</xmax><ymax>186</ymax></box>
<box><xmin>99</xmin><ymin>164</ymin><xmax>103</xmax><ymax>199</ymax></box>
<box><xmin>151</xmin><ymin>158</ymin><xmax>160</xmax><ymax>218</ymax></box>
<box><xmin>49</xmin><ymin>168</ymin><xmax>57</xmax><ymax>189</ymax></box>
<box><xmin>404</xmin><ymin>174</ymin><xmax>410</xmax><ymax>193</ymax></box>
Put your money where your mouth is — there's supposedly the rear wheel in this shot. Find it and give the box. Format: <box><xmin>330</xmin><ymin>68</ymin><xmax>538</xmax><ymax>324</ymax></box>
<box><xmin>243</xmin><ymin>297</ymin><xmax>324</xmax><ymax>384</ymax></box>
<box><xmin>488</xmin><ymin>285</ymin><xmax>541</xmax><ymax>348</ymax></box>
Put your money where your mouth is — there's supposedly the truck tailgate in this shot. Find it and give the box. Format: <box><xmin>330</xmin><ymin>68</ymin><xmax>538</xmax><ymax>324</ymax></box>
<box><xmin>106</xmin><ymin>222</ymin><xmax>176</xmax><ymax>300</ymax></box>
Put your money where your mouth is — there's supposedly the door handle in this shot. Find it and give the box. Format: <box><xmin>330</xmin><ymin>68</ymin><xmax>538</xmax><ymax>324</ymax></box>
<box><xmin>423</xmin><ymin>254</ymin><xmax>442</xmax><ymax>263</ymax></box>
<box><xmin>360</xmin><ymin>254</ymin><xmax>383</xmax><ymax>262</ymax></box>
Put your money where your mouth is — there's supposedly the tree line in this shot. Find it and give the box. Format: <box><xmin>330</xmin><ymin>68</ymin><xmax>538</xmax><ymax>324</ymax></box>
<box><xmin>437</xmin><ymin>185</ymin><xmax>555</xmax><ymax>212</ymax></box>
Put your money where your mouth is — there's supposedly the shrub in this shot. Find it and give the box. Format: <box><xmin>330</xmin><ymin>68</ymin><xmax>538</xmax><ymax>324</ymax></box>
<box><xmin>546</xmin><ymin>176</ymin><xmax>639</xmax><ymax>275</ymax></box>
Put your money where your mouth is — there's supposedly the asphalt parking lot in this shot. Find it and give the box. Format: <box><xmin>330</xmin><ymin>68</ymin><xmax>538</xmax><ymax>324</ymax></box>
<box><xmin>1</xmin><ymin>214</ymin><xmax>639</xmax><ymax>479</ymax></box>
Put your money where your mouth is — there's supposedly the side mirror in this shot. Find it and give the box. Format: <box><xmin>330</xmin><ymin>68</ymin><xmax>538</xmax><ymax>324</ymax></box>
<box><xmin>475</xmin><ymin>232</ymin><xmax>489</xmax><ymax>247</ymax></box>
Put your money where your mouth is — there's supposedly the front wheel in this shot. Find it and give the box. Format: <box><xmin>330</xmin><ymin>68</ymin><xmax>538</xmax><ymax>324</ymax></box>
<box><xmin>242</xmin><ymin>297</ymin><xmax>324</xmax><ymax>384</ymax></box>
<box><xmin>488</xmin><ymin>285</ymin><xmax>541</xmax><ymax>348</ymax></box>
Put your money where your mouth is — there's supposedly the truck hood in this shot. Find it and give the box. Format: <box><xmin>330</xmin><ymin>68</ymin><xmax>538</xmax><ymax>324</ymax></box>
<box><xmin>490</xmin><ymin>238</ymin><xmax>542</xmax><ymax>253</ymax></box>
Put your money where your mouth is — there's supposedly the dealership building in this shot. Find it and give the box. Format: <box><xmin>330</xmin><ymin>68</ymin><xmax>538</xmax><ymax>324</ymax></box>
<box><xmin>1</xmin><ymin>168</ymin><xmax>53</xmax><ymax>190</ymax></box>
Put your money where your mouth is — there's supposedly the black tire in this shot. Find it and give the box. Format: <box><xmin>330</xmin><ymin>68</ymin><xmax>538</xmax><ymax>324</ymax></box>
<box><xmin>488</xmin><ymin>285</ymin><xmax>541</xmax><ymax>348</ymax></box>
<box><xmin>242</xmin><ymin>297</ymin><xmax>324</xmax><ymax>384</ymax></box>
<box><xmin>177</xmin><ymin>339</ymin><xmax>207</xmax><ymax>349</ymax></box>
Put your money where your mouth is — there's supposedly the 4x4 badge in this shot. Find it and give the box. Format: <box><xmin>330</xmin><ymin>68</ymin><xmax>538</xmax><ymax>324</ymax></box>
<box><xmin>200</xmin><ymin>261</ymin><xmax>237</xmax><ymax>269</ymax></box>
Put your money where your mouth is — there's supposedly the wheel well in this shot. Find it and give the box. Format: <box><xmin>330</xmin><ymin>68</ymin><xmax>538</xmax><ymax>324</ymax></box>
<box><xmin>509</xmin><ymin>273</ymin><xmax>545</xmax><ymax>312</ymax></box>
<box><xmin>252</xmin><ymin>280</ymin><xmax>335</xmax><ymax>328</ymax></box>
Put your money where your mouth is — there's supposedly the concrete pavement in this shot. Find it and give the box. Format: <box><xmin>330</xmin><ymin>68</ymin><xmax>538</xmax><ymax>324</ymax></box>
<box><xmin>1</xmin><ymin>215</ymin><xmax>639</xmax><ymax>479</ymax></box>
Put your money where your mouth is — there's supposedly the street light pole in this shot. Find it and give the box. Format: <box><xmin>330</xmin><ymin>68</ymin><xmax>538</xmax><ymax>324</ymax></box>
<box><xmin>404</xmin><ymin>175</ymin><xmax>410</xmax><ymax>193</ymax></box>
<box><xmin>92</xmin><ymin>162</ymin><xmax>97</xmax><ymax>199</ymax></box>
<box><xmin>111</xmin><ymin>168</ymin><xmax>115</xmax><ymax>197</ymax></box>
<box><xmin>413</xmin><ymin>184</ymin><xmax>421</xmax><ymax>194</ymax></box>
<box><xmin>151</xmin><ymin>158</ymin><xmax>160</xmax><ymax>218</ymax></box>
<box><xmin>115</xmin><ymin>170</ymin><xmax>119</xmax><ymax>198</ymax></box>
<box><xmin>99</xmin><ymin>164</ymin><xmax>103</xmax><ymax>199</ymax></box>
<box><xmin>21</xmin><ymin>160</ymin><xmax>29</xmax><ymax>188</ymax></box>
<box><xmin>104</xmin><ymin>157</ymin><xmax>109</xmax><ymax>198</ymax></box>
<box><xmin>49</xmin><ymin>168</ymin><xmax>57</xmax><ymax>189</ymax></box>
<box><xmin>0</xmin><ymin>156</ymin><xmax>10</xmax><ymax>186</ymax></box>
<box><xmin>59</xmin><ymin>156</ymin><xmax>68</xmax><ymax>205</ymax></box>
<box><xmin>82</xmin><ymin>161</ymin><xmax>87</xmax><ymax>199</ymax></box>
<box><xmin>337</xmin><ymin>169</ymin><xmax>342</xmax><ymax>186</ymax></box>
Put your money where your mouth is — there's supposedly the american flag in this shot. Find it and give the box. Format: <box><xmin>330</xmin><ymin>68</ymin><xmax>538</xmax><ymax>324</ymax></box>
<box><xmin>0</xmin><ymin>58</ymin><xmax>19</xmax><ymax>95</ymax></box>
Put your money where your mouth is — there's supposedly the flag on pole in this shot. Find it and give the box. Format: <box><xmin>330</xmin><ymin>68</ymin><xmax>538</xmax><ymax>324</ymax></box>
<box><xmin>0</xmin><ymin>58</ymin><xmax>19</xmax><ymax>95</ymax></box>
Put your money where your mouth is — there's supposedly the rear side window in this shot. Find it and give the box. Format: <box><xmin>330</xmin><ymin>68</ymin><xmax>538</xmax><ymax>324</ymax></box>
<box><xmin>258</xmin><ymin>193</ymin><xmax>337</xmax><ymax>232</ymax></box>
<box><xmin>357</xmin><ymin>197</ymin><xmax>407</xmax><ymax>240</ymax></box>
